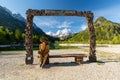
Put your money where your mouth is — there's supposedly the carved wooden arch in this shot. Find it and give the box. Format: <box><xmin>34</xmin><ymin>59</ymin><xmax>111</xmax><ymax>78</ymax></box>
<box><xmin>25</xmin><ymin>9</ymin><xmax>97</xmax><ymax>64</ymax></box>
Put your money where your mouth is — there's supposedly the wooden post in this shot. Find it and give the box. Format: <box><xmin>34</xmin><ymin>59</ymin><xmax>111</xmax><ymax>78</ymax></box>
<box><xmin>86</xmin><ymin>12</ymin><xmax>97</xmax><ymax>62</ymax></box>
<box><xmin>25</xmin><ymin>13</ymin><xmax>34</xmax><ymax>64</ymax></box>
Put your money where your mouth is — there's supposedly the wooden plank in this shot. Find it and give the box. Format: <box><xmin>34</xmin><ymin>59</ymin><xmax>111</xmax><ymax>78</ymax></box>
<box><xmin>49</xmin><ymin>54</ymin><xmax>87</xmax><ymax>58</ymax></box>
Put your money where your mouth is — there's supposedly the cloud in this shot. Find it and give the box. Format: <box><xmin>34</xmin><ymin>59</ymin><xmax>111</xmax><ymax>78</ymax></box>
<box><xmin>46</xmin><ymin>31</ymin><xmax>55</xmax><ymax>36</ymax></box>
<box><xmin>81</xmin><ymin>24</ymin><xmax>87</xmax><ymax>31</ymax></box>
<box><xmin>94</xmin><ymin>4</ymin><xmax>120</xmax><ymax>23</ymax></box>
<box><xmin>56</xmin><ymin>21</ymin><xmax>73</xmax><ymax>28</ymax></box>
<box><xmin>35</xmin><ymin>18</ymin><xmax>59</xmax><ymax>28</ymax></box>
<box><xmin>34</xmin><ymin>17</ymin><xmax>73</xmax><ymax>28</ymax></box>
<box><xmin>34</xmin><ymin>17</ymin><xmax>88</xmax><ymax>33</ymax></box>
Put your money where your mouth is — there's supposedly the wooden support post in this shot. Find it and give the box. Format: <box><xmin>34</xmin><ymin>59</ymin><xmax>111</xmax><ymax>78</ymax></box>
<box><xmin>25</xmin><ymin>14</ymin><xmax>34</xmax><ymax>64</ymax></box>
<box><xmin>86</xmin><ymin>13</ymin><xmax>97</xmax><ymax>62</ymax></box>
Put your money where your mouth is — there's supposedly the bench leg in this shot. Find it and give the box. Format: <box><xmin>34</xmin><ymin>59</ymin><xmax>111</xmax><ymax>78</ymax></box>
<box><xmin>75</xmin><ymin>57</ymin><xmax>83</xmax><ymax>64</ymax></box>
<box><xmin>46</xmin><ymin>57</ymin><xmax>49</xmax><ymax>64</ymax></box>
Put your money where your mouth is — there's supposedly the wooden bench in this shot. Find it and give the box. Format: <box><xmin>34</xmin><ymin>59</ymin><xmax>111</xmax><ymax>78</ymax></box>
<box><xmin>49</xmin><ymin>54</ymin><xmax>87</xmax><ymax>64</ymax></box>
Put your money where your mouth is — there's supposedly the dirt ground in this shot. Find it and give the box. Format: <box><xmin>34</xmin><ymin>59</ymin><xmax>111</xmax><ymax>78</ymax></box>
<box><xmin>0</xmin><ymin>48</ymin><xmax>120</xmax><ymax>80</ymax></box>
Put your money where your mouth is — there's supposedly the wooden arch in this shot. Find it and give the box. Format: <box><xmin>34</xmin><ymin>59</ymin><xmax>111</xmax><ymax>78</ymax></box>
<box><xmin>25</xmin><ymin>9</ymin><xmax>97</xmax><ymax>64</ymax></box>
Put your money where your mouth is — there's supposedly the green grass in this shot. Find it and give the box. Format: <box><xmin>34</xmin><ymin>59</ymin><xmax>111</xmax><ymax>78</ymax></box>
<box><xmin>19</xmin><ymin>63</ymin><xmax>25</xmax><ymax>66</ymax></box>
<box><xmin>50</xmin><ymin>46</ymin><xmax>79</xmax><ymax>49</ymax></box>
<box><xmin>96</xmin><ymin>61</ymin><xmax>105</xmax><ymax>65</ymax></box>
<box><xmin>0</xmin><ymin>46</ymin><xmax>39</xmax><ymax>51</ymax></box>
<box><xmin>0</xmin><ymin>45</ymin><xmax>79</xmax><ymax>51</ymax></box>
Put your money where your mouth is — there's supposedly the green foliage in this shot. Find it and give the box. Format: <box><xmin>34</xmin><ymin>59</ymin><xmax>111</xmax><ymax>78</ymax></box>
<box><xmin>0</xmin><ymin>26</ymin><xmax>57</xmax><ymax>45</ymax></box>
<box><xmin>111</xmin><ymin>35</ymin><xmax>120</xmax><ymax>44</ymax></box>
<box><xmin>0</xmin><ymin>6</ymin><xmax>57</xmax><ymax>46</ymax></box>
<box><xmin>15</xmin><ymin>29</ymin><xmax>22</xmax><ymax>42</ymax></box>
<box><xmin>96</xmin><ymin>61</ymin><xmax>105</xmax><ymax>65</ymax></box>
<box><xmin>19</xmin><ymin>64</ymin><xmax>25</xmax><ymax>66</ymax></box>
<box><xmin>94</xmin><ymin>17</ymin><xmax>120</xmax><ymax>44</ymax></box>
<box><xmin>33</xmin><ymin>35</ymin><xmax>39</xmax><ymax>43</ymax></box>
<box><xmin>50</xmin><ymin>45</ymin><xmax>78</xmax><ymax>49</ymax></box>
<box><xmin>0</xmin><ymin>26</ymin><xmax>14</xmax><ymax>44</ymax></box>
<box><xmin>61</xmin><ymin>17</ymin><xmax>120</xmax><ymax>44</ymax></box>
<box><xmin>0</xmin><ymin>5</ymin><xmax>57</xmax><ymax>44</ymax></box>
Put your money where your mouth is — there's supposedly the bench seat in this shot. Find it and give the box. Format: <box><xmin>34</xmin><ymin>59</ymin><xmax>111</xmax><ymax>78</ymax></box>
<box><xmin>49</xmin><ymin>54</ymin><xmax>87</xmax><ymax>64</ymax></box>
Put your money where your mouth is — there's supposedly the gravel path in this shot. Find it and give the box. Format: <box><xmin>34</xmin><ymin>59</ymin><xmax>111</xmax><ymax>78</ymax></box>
<box><xmin>96</xmin><ymin>47</ymin><xmax>120</xmax><ymax>54</ymax></box>
<box><xmin>0</xmin><ymin>49</ymin><xmax>120</xmax><ymax>80</ymax></box>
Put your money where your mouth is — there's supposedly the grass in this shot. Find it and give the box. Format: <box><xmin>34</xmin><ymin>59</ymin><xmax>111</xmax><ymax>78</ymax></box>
<box><xmin>0</xmin><ymin>47</ymin><xmax>25</xmax><ymax>51</ymax></box>
<box><xmin>0</xmin><ymin>45</ymin><xmax>79</xmax><ymax>51</ymax></box>
<box><xmin>0</xmin><ymin>46</ymin><xmax>39</xmax><ymax>51</ymax></box>
<box><xmin>96</xmin><ymin>61</ymin><xmax>105</xmax><ymax>65</ymax></box>
<box><xmin>50</xmin><ymin>46</ymin><xmax>78</xmax><ymax>49</ymax></box>
<box><xmin>19</xmin><ymin>63</ymin><xmax>25</xmax><ymax>66</ymax></box>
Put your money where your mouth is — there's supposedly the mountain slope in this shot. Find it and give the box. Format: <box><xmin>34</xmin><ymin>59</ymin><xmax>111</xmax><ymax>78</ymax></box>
<box><xmin>64</xmin><ymin>17</ymin><xmax>120</xmax><ymax>44</ymax></box>
<box><xmin>0</xmin><ymin>5</ymin><xmax>58</xmax><ymax>44</ymax></box>
<box><xmin>0</xmin><ymin>5</ymin><xmax>45</xmax><ymax>35</ymax></box>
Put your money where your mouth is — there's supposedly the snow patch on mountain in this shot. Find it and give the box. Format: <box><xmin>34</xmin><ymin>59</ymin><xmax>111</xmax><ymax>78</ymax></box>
<box><xmin>0</xmin><ymin>6</ymin><xmax>26</xmax><ymax>22</ymax></box>
<box><xmin>12</xmin><ymin>12</ymin><xmax>26</xmax><ymax>22</ymax></box>
<box><xmin>46</xmin><ymin>28</ymin><xmax>74</xmax><ymax>39</ymax></box>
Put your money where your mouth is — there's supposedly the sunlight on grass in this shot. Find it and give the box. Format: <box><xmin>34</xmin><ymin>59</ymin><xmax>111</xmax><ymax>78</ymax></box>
<box><xmin>96</xmin><ymin>61</ymin><xmax>105</xmax><ymax>65</ymax></box>
<box><xmin>19</xmin><ymin>64</ymin><xmax>25</xmax><ymax>66</ymax></box>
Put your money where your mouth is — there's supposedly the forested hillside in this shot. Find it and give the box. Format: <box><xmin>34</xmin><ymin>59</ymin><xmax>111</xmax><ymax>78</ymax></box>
<box><xmin>63</xmin><ymin>17</ymin><xmax>120</xmax><ymax>44</ymax></box>
<box><xmin>0</xmin><ymin>5</ymin><xmax>57</xmax><ymax>45</ymax></box>
<box><xmin>0</xmin><ymin>25</ymin><xmax>57</xmax><ymax>44</ymax></box>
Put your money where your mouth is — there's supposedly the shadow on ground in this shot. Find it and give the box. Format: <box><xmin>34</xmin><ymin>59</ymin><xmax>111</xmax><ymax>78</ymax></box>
<box><xmin>82</xmin><ymin>60</ymin><xmax>120</xmax><ymax>65</ymax></box>
<box><xmin>29</xmin><ymin>60</ymin><xmax>120</xmax><ymax>69</ymax></box>
<box><xmin>42</xmin><ymin>62</ymin><xmax>80</xmax><ymax>68</ymax></box>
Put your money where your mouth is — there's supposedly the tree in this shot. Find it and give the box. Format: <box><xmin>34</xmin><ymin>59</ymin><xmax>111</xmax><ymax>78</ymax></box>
<box><xmin>15</xmin><ymin>29</ymin><xmax>22</xmax><ymax>43</ymax></box>
<box><xmin>0</xmin><ymin>26</ymin><xmax>5</xmax><ymax>44</ymax></box>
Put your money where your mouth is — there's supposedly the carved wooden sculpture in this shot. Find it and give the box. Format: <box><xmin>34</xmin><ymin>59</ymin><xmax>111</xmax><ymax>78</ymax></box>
<box><xmin>25</xmin><ymin>9</ymin><xmax>97</xmax><ymax>64</ymax></box>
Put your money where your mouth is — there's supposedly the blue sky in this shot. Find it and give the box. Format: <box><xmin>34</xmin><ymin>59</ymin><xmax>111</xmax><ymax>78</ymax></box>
<box><xmin>0</xmin><ymin>0</ymin><xmax>120</xmax><ymax>33</ymax></box>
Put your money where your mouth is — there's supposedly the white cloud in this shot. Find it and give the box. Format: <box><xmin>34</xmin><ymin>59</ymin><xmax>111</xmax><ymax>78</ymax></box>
<box><xmin>46</xmin><ymin>31</ymin><xmax>54</xmax><ymax>36</ymax></box>
<box><xmin>81</xmin><ymin>24</ymin><xmax>87</xmax><ymax>31</ymax></box>
<box><xmin>34</xmin><ymin>17</ymin><xmax>73</xmax><ymax>28</ymax></box>
<box><xmin>35</xmin><ymin>18</ymin><xmax>59</xmax><ymax>27</ymax></box>
<box><xmin>57</xmin><ymin>21</ymin><xmax>73</xmax><ymax>28</ymax></box>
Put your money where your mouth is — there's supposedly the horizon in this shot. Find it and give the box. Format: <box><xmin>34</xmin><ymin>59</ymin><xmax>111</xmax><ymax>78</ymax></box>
<box><xmin>0</xmin><ymin>0</ymin><xmax>120</xmax><ymax>34</ymax></box>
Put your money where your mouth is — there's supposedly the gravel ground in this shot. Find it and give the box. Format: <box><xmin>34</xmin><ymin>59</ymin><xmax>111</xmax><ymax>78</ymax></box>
<box><xmin>0</xmin><ymin>49</ymin><xmax>120</xmax><ymax>80</ymax></box>
<box><xmin>96</xmin><ymin>47</ymin><xmax>120</xmax><ymax>54</ymax></box>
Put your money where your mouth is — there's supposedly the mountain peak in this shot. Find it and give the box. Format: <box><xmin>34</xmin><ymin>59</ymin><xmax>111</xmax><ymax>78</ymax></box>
<box><xmin>97</xmin><ymin>16</ymin><xmax>106</xmax><ymax>20</ymax></box>
<box><xmin>46</xmin><ymin>28</ymin><xmax>74</xmax><ymax>40</ymax></box>
<box><xmin>12</xmin><ymin>13</ymin><xmax>26</xmax><ymax>22</ymax></box>
<box><xmin>95</xmin><ymin>16</ymin><xmax>106</xmax><ymax>22</ymax></box>
<box><xmin>94</xmin><ymin>16</ymin><xmax>107</xmax><ymax>25</ymax></box>
<box><xmin>0</xmin><ymin>5</ymin><xmax>45</xmax><ymax>34</ymax></box>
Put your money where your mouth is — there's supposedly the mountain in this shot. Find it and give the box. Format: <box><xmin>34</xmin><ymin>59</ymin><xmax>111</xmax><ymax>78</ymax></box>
<box><xmin>46</xmin><ymin>28</ymin><xmax>73</xmax><ymax>40</ymax></box>
<box><xmin>64</xmin><ymin>17</ymin><xmax>120</xmax><ymax>44</ymax></box>
<box><xmin>0</xmin><ymin>5</ymin><xmax>45</xmax><ymax>35</ymax></box>
<box><xmin>12</xmin><ymin>13</ymin><xmax>26</xmax><ymax>22</ymax></box>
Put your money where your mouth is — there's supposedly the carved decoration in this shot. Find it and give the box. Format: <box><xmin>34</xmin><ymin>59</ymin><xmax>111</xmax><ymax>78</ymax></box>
<box><xmin>25</xmin><ymin>9</ymin><xmax>97</xmax><ymax>64</ymax></box>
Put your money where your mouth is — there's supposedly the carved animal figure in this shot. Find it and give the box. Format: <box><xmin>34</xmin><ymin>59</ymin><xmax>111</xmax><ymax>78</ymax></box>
<box><xmin>38</xmin><ymin>38</ymin><xmax>49</xmax><ymax>68</ymax></box>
